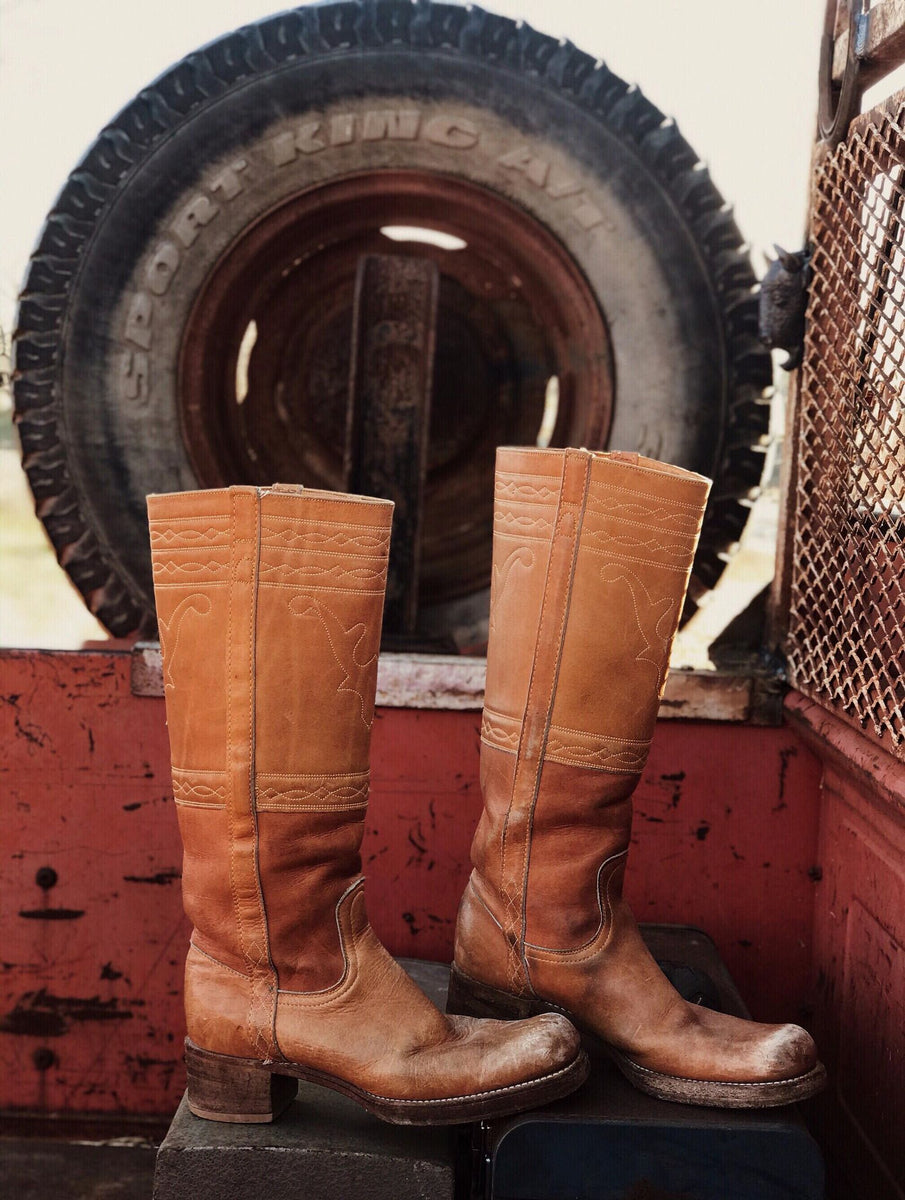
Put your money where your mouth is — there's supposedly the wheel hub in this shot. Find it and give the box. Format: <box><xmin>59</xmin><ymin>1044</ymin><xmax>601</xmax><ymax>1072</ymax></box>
<box><xmin>179</xmin><ymin>170</ymin><xmax>614</xmax><ymax>619</ymax></box>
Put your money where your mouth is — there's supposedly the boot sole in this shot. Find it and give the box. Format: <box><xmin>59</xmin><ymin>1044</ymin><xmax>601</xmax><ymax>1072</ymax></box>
<box><xmin>446</xmin><ymin>965</ymin><xmax>828</xmax><ymax>1110</ymax></box>
<box><xmin>184</xmin><ymin>1036</ymin><xmax>589</xmax><ymax>1126</ymax></box>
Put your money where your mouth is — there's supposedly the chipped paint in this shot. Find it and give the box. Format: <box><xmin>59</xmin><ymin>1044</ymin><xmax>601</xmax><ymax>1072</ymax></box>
<box><xmin>122</xmin><ymin>871</ymin><xmax>180</xmax><ymax>887</ymax></box>
<box><xmin>0</xmin><ymin>990</ymin><xmax>135</xmax><ymax>1038</ymax></box>
<box><xmin>18</xmin><ymin>907</ymin><xmax>85</xmax><ymax>921</ymax></box>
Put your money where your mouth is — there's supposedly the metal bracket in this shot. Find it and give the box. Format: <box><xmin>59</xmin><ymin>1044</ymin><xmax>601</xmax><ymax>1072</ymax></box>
<box><xmin>344</xmin><ymin>253</ymin><xmax>438</xmax><ymax>639</ymax></box>
<box><xmin>819</xmin><ymin>0</ymin><xmax>867</xmax><ymax>147</ymax></box>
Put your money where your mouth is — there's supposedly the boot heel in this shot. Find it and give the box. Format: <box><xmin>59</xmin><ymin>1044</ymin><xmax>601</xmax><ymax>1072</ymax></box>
<box><xmin>447</xmin><ymin>965</ymin><xmax>540</xmax><ymax>1020</ymax></box>
<box><xmin>184</xmin><ymin>1039</ymin><xmax>298</xmax><ymax>1124</ymax></box>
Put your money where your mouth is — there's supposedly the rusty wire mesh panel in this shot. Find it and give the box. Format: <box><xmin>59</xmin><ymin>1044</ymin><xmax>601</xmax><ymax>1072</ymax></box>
<box><xmin>788</xmin><ymin>92</ymin><xmax>905</xmax><ymax>753</ymax></box>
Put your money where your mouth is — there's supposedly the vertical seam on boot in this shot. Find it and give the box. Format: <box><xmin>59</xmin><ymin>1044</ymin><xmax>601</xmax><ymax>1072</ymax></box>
<box><xmin>517</xmin><ymin>450</ymin><xmax>591</xmax><ymax>979</ymax></box>
<box><xmin>250</xmin><ymin>489</ymin><xmax>284</xmax><ymax>1061</ymax></box>
<box><xmin>497</xmin><ymin>462</ymin><xmax>567</xmax><ymax>903</ymax></box>
<box><xmin>235</xmin><ymin>490</ymin><xmax>261</xmax><ymax>1056</ymax></box>
<box><xmin>499</xmin><ymin>449</ymin><xmax>591</xmax><ymax>994</ymax></box>
<box><xmin>227</xmin><ymin>490</ymin><xmax>250</xmax><ymax>976</ymax></box>
<box><xmin>523</xmin><ymin>849</ymin><xmax>627</xmax><ymax>955</ymax></box>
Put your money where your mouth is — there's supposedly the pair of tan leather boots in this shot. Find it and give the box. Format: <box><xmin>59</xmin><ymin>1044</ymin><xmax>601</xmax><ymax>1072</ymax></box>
<box><xmin>148</xmin><ymin>446</ymin><xmax>825</xmax><ymax>1126</ymax></box>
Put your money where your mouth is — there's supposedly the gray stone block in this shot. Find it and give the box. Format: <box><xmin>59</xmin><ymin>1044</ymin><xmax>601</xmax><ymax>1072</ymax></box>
<box><xmin>153</xmin><ymin>1079</ymin><xmax>455</xmax><ymax>1200</ymax></box>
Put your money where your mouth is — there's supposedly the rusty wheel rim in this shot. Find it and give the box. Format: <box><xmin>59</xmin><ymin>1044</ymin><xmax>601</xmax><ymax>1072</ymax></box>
<box><xmin>179</xmin><ymin>170</ymin><xmax>614</xmax><ymax>617</ymax></box>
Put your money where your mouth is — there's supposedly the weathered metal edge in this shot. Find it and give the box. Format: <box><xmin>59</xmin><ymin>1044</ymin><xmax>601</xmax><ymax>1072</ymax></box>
<box><xmin>785</xmin><ymin>691</ymin><xmax>905</xmax><ymax>814</ymax></box>
<box><xmin>833</xmin><ymin>0</ymin><xmax>905</xmax><ymax>91</ymax></box>
<box><xmin>130</xmin><ymin>643</ymin><xmax>783</xmax><ymax>722</ymax></box>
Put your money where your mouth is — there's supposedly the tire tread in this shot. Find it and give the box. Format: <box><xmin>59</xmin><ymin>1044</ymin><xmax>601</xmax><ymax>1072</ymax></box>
<box><xmin>14</xmin><ymin>0</ymin><xmax>772</xmax><ymax>634</ymax></box>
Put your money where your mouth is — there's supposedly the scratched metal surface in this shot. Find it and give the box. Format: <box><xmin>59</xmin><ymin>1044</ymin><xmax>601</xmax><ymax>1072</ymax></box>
<box><xmin>2</xmin><ymin>649</ymin><xmax>822</xmax><ymax>1115</ymax></box>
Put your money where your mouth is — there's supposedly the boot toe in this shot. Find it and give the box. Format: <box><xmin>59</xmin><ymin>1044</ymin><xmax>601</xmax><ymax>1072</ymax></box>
<box><xmin>759</xmin><ymin>1022</ymin><xmax>819</xmax><ymax>1080</ymax></box>
<box><xmin>446</xmin><ymin>1010</ymin><xmax>582</xmax><ymax>1090</ymax></box>
<box><xmin>512</xmin><ymin>1011</ymin><xmax>583</xmax><ymax>1076</ymax></box>
<box><xmin>493</xmin><ymin>1010</ymin><xmax>583</xmax><ymax>1087</ymax></box>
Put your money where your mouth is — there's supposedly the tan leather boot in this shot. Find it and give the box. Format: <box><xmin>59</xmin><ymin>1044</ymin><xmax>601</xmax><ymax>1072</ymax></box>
<box><xmin>448</xmin><ymin>447</ymin><xmax>826</xmax><ymax>1108</ymax></box>
<box><xmin>147</xmin><ymin>484</ymin><xmax>587</xmax><ymax>1125</ymax></box>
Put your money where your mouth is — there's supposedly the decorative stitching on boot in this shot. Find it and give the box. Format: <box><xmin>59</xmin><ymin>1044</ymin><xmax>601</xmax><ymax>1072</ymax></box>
<box><xmin>276</xmin><ymin>879</ymin><xmax>364</xmax><ymax>1000</ymax></box>
<box><xmin>153</xmin><ymin>559</ymin><xmax>229</xmax><ymax>579</ymax></box>
<box><xmin>494</xmin><ymin>479</ymin><xmax>559</xmax><ymax>505</ymax></box>
<box><xmin>581</xmin><ymin>526</ymin><xmax>694</xmax><ymax>563</ymax></box>
<box><xmin>172</xmin><ymin>772</ymin><xmax>228</xmax><ymax>806</ymax></box>
<box><xmin>259</xmin><ymin>561</ymin><xmax>386</xmax><ymax>588</ymax></box>
<box><xmin>581</xmin><ymin>547</ymin><xmax>694</xmax><ymax>573</ymax></box>
<box><xmin>489</xmin><ymin>548</ymin><xmax>535</xmax><ymax>636</ymax></box>
<box><xmin>152</xmin><ymin>581</ymin><xmax>230</xmax><ymax>590</ymax></box>
<box><xmin>524</xmin><ymin>850</ymin><xmax>627</xmax><ymax>955</ymax></box>
<box><xmin>493</xmin><ymin>511</ymin><xmax>555</xmax><ymax>540</ymax></box>
<box><xmin>157</xmin><ymin>594</ymin><xmax>212</xmax><ymax>693</ymax></box>
<box><xmin>543</xmin><ymin>727</ymin><xmax>650</xmax><ymax>773</ymax></box>
<box><xmin>189</xmin><ymin>940</ymin><xmax>250</xmax><ymax>979</ymax></box>
<box><xmin>262</xmin><ymin>545</ymin><xmax>389</xmax><ymax>562</ymax></box>
<box><xmin>480</xmin><ymin>707</ymin><xmax>522</xmax><ymax>752</ymax></box>
<box><xmin>585</xmin><ymin>480</ymin><xmax>705</xmax><ymax>513</ymax></box>
<box><xmin>256</xmin><ymin>770</ymin><xmax>369</xmax><ymax>811</ymax></box>
<box><xmin>287</xmin><ymin>595</ymin><xmax>380</xmax><ymax>728</ymax></box>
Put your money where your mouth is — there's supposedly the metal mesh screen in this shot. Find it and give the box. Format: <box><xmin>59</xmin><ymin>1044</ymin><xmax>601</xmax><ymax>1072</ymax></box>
<box><xmin>788</xmin><ymin>91</ymin><xmax>905</xmax><ymax>753</ymax></box>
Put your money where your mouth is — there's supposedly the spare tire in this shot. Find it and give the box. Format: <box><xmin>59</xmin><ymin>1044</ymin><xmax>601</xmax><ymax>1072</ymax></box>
<box><xmin>14</xmin><ymin>0</ymin><xmax>772</xmax><ymax>641</ymax></box>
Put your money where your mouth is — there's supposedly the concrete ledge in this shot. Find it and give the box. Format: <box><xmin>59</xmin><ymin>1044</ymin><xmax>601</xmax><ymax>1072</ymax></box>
<box><xmin>131</xmin><ymin>643</ymin><xmax>784</xmax><ymax>722</ymax></box>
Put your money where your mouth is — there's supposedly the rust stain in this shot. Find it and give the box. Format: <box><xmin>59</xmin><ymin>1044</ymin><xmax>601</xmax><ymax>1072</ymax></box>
<box><xmin>660</xmin><ymin>770</ymin><xmax>685</xmax><ymax>808</ymax></box>
<box><xmin>122</xmin><ymin>1053</ymin><xmax>179</xmax><ymax>1088</ymax></box>
<box><xmin>777</xmin><ymin>745</ymin><xmax>798</xmax><ymax>802</ymax></box>
<box><xmin>406</xmin><ymin>824</ymin><xmax>427</xmax><ymax>856</ymax></box>
<box><xmin>13</xmin><ymin>715</ymin><xmax>51</xmax><ymax>751</ymax></box>
<box><xmin>0</xmin><ymin>989</ymin><xmax>135</xmax><ymax>1037</ymax></box>
<box><xmin>401</xmin><ymin>911</ymin><xmax>422</xmax><ymax>936</ymax></box>
<box><xmin>122</xmin><ymin>870</ymin><xmax>180</xmax><ymax>886</ymax></box>
<box><xmin>18</xmin><ymin>907</ymin><xmax>85</xmax><ymax>920</ymax></box>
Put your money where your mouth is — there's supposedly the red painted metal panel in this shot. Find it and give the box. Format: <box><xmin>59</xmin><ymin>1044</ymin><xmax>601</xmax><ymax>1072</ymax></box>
<box><xmin>2</xmin><ymin>650</ymin><xmax>822</xmax><ymax>1116</ymax></box>
<box><xmin>2</xmin><ymin>651</ymin><xmax>184</xmax><ymax>1114</ymax></box>
<box><xmin>626</xmin><ymin>722</ymin><xmax>821</xmax><ymax>1022</ymax></box>
<box><xmin>786</xmin><ymin>693</ymin><xmax>905</xmax><ymax>1200</ymax></box>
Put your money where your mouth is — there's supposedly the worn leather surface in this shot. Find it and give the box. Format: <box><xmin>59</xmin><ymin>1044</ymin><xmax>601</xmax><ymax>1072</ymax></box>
<box><xmin>455</xmin><ymin>447</ymin><xmax>819</xmax><ymax>1085</ymax></box>
<box><xmin>148</xmin><ymin>484</ymin><xmax>579</xmax><ymax>1100</ymax></box>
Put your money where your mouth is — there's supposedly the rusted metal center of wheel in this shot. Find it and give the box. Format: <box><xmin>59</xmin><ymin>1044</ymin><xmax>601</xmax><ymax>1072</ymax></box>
<box><xmin>179</xmin><ymin>171</ymin><xmax>613</xmax><ymax>619</ymax></box>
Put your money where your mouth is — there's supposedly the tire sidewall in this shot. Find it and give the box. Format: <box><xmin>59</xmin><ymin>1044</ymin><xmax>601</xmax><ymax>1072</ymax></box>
<box><xmin>61</xmin><ymin>51</ymin><xmax>726</xmax><ymax>611</ymax></box>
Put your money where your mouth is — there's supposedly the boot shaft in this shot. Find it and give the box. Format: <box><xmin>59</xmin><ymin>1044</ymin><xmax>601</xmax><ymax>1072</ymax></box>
<box><xmin>147</xmin><ymin>485</ymin><xmax>393</xmax><ymax>993</ymax></box>
<box><xmin>483</xmin><ymin>446</ymin><xmax>710</xmax><ymax>758</ymax></box>
<box><xmin>470</xmin><ymin>448</ymin><xmax>710</xmax><ymax>984</ymax></box>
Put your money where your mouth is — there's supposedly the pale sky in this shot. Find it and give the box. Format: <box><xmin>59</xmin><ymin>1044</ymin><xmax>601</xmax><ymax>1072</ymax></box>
<box><xmin>2</xmin><ymin>0</ymin><xmax>824</xmax><ymax>335</ymax></box>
